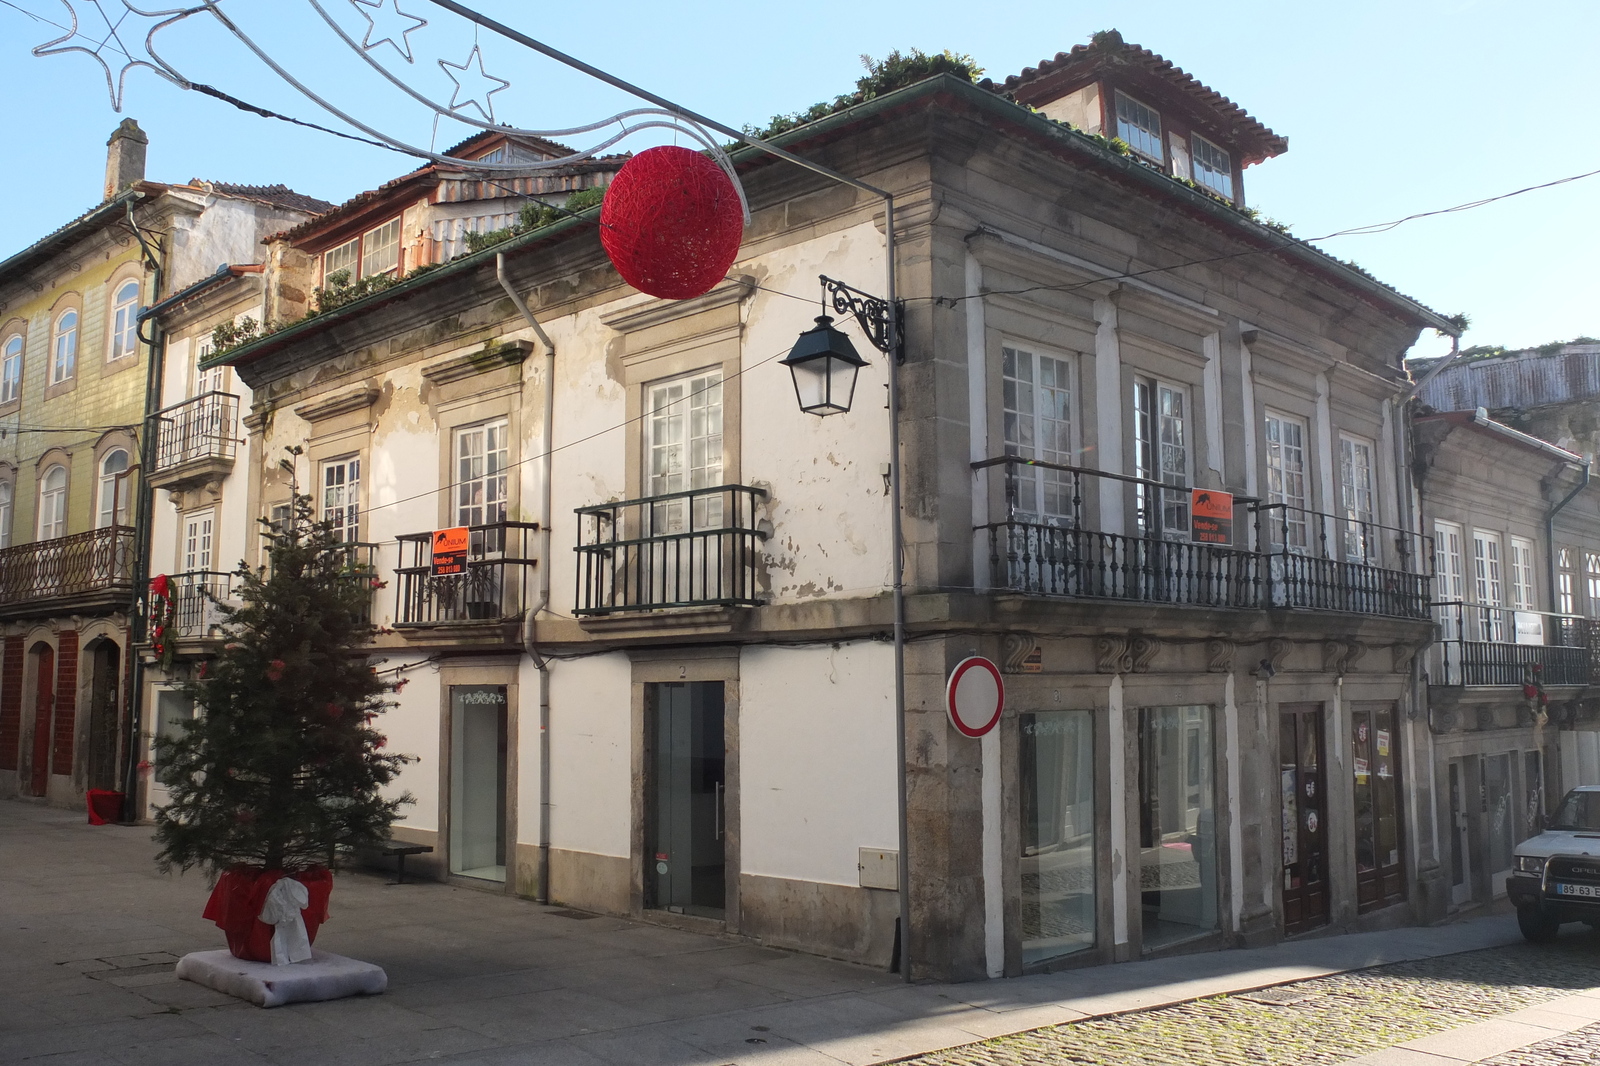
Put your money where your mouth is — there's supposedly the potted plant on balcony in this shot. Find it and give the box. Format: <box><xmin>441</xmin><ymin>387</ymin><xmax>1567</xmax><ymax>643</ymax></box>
<box><xmin>153</xmin><ymin>488</ymin><xmax>413</xmax><ymax>964</ymax></box>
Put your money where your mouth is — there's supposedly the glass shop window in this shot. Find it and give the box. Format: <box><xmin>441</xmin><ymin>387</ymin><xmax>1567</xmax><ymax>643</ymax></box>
<box><xmin>1138</xmin><ymin>705</ymin><xmax>1218</xmax><ymax>951</ymax></box>
<box><xmin>1019</xmin><ymin>710</ymin><xmax>1095</xmax><ymax>964</ymax></box>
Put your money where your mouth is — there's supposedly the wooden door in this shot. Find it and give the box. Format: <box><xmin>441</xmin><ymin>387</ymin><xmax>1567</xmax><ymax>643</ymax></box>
<box><xmin>28</xmin><ymin>645</ymin><xmax>53</xmax><ymax>797</ymax></box>
<box><xmin>1353</xmin><ymin>704</ymin><xmax>1406</xmax><ymax>912</ymax></box>
<box><xmin>1280</xmin><ymin>704</ymin><xmax>1328</xmax><ymax>934</ymax></box>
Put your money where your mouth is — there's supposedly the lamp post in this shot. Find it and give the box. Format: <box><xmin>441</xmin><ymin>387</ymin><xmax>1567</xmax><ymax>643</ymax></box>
<box><xmin>784</xmin><ymin>275</ymin><xmax>910</xmax><ymax>980</ymax></box>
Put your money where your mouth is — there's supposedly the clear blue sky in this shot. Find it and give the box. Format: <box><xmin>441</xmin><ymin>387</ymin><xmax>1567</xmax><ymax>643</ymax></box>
<box><xmin>1</xmin><ymin>0</ymin><xmax>1594</xmax><ymax>355</ymax></box>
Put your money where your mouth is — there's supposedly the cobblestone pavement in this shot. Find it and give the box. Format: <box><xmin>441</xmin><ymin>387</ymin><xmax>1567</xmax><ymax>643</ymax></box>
<box><xmin>912</xmin><ymin>938</ymin><xmax>1600</xmax><ymax>1066</ymax></box>
<box><xmin>1483</xmin><ymin>1023</ymin><xmax>1600</xmax><ymax>1066</ymax></box>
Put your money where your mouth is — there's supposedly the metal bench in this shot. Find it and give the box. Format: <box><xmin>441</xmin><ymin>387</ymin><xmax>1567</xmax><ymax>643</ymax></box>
<box><xmin>362</xmin><ymin>840</ymin><xmax>434</xmax><ymax>884</ymax></box>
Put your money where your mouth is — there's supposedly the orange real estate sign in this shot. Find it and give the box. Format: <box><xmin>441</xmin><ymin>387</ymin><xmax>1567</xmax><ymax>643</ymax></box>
<box><xmin>432</xmin><ymin>526</ymin><xmax>469</xmax><ymax>576</ymax></box>
<box><xmin>1190</xmin><ymin>489</ymin><xmax>1234</xmax><ymax>546</ymax></box>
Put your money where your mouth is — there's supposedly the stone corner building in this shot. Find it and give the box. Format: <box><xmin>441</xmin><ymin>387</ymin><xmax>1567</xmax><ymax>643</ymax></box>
<box><xmin>199</xmin><ymin>34</ymin><xmax>1456</xmax><ymax>981</ymax></box>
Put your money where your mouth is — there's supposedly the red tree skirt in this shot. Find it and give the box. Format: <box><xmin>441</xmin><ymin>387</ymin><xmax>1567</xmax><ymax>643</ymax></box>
<box><xmin>203</xmin><ymin>866</ymin><xmax>333</xmax><ymax>963</ymax></box>
<box><xmin>600</xmin><ymin>145</ymin><xmax>744</xmax><ymax>300</ymax></box>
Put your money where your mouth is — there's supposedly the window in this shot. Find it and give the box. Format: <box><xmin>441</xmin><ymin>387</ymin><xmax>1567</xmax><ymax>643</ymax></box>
<box><xmin>1115</xmin><ymin>92</ymin><xmax>1163</xmax><ymax>162</ymax></box>
<box><xmin>96</xmin><ymin>449</ymin><xmax>130</xmax><ymax>528</ymax></box>
<box><xmin>38</xmin><ymin>464</ymin><xmax>67</xmax><ymax>539</ymax></box>
<box><xmin>1191</xmin><ymin>135</ymin><xmax>1233</xmax><ymax>199</ymax></box>
<box><xmin>1473</xmin><ymin>531</ymin><xmax>1506</xmax><ymax>642</ymax></box>
<box><xmin>1509</xmin><ymin>537</ymin><xmax>1536</xmax><ymax>613</ymax></box>
<box><xmin>1</xmin><ymin>334</ymin><xmax>20</xmax><ymax>403</ymax></box>
<box><xmin>1002</xmin><ymin>346</ymin><xmax>1073</xmax><ymax>520</ymax></box>
<box><xmin>360</xmin><ymin>219</ymin><xmax>401</xmax><ymax>278</ymax></box>
<box><xmin>0</xmin><ymin>479</ymin><xmax>11</xmax><ymax>548</ymax></box>
<box><xmin>51</xmin><ymin>310</ymin><xmax>77</xmax><ymax>383</ymax></box>
<box><xmin>1559</xmin><ymin>547</ymin><xmax>1577</xmax><ymax>615</ymax></box>
<box><xmin>1264</xmin><ymin>412</ymin><xmax>1309</xmax><ymax>551</ymax></box>
<box><xmin>108</xmin><ymin>280</ymin><xmax>140</xmax><ymax>361</ymax></box>
<box><xmin>1139</xmin><ymin>705</ymin><xmax>1217</xmax><ymax>950</ymax></box>
<box><xmin>646</xmin><ymin>369</ymin><xmax>724</xmax><ymax>505</ymax></box>
<box><xmin>182</xmin><ymin>509</ymin><xmax>214</xmax><ymax>572</ymax></box>
<box><xmin>268</xmin><ymin>503</ymin><xmax>293</xmax><ymax>535</ymax></box>
<box><xmin>1020</xmin><ymin>710</ymin><xmax>1095</xmax><ymax>964</ymax></box>
<box><xmin>1339</xmin><ymin>435</ymin><xmax>1376</xmax><ymax>562</ymax></box>
<box><xmin>455</xmin><ymin>419</ymin><xmax>509</xmax><ymax>530</ymax></box>
<box><xmin>320</xmin><ymin>456</ymin><xmax>361</xmax><ymax>543</ymax></box>
<box><xmin>1588</xmin><ymin>553</ymin><xmax>1600</xmax><ymax>618</ymax></box>
<box><xmin>1434</xmin><ymin>521</ymin><xmax>1465</xmax><ymax>639</ymax></box>
<box><xmin>194</xmin><ymin>341</ymin><xmax>228</xmax><ymax>397</ymax></box>
<box><xmin>323</xmin><ymin>237</ymin><xmax>359</xmax><ymax>284</ymax></box>
<box><xmin>1133</xmin><ymin>378</ymin><xmax>1189</xmax><ymax>537</ymax></box>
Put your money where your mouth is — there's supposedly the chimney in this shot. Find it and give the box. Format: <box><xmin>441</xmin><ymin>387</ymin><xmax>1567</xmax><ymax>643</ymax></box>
<box><xmin>104</xmin><ymin>119</ymin><xmax>148</xmax><ymax>200</ymax></box>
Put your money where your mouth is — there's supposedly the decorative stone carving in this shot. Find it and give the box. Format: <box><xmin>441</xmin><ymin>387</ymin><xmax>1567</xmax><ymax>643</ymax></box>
<box><xmin>1323</xmin><ymin>640</ymin><xmax>1366</xmax><ymax>676</ymax></box>
<box><xmin>1095</xmin><ymin>636</ymin><xmax>1130</xmax><ymax>674</ymax></box>
<box><xmin>1002</xmin><ymin>634</ymin><xmax>1040</xmax><ymax>674</ymax></box>
<box><xmin>1130</xmin><ymin>636</ymin><xmax>1160</xmax><ymax>673</ymax></box>
<box><xmin>1205</xmin><ymin>639</ymin><xmax>1235</xmax><ymax>673</ymax></box>
<box><xmin>1254</xmin><ymin>638</ymin><xmax>1291</xmax><ymax>678</ymax></box>
<box><xmin>1476</xmin><ymin>707</ymin><xmax>1497</xmax><ymax>731</ymax></box>
<box><xmin>1392</xmin><ymin>644</ymin><xmax>1420</xmax><ymax>673</ymax></box>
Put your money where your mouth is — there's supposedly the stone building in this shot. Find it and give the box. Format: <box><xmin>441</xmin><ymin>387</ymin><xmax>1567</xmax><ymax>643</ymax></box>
<box><xmin>0</xmin><ymin>120</ymin><xmax>327</xmax><ymax>812</ymax></box>
<box><xmin>197</xmin><ymin>33</ymin><xmax>1456</xmax><ymax>980</ymax></box>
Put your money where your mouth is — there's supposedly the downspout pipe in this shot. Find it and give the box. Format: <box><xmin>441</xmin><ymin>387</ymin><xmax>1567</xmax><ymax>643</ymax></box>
<box><xmin>499</xmin><ymin>252</ymin><xmax>556</xmax><ymax>904</ymax></box>
<box><xmin>1546</xmin><ymin>457</ymin><xmax>1591</xmax><ymax>619</ymax></box>
<box><xmin>121</xmin><ymin>198</ymin><xmax>163</xmax><ymax>824</ymax></box>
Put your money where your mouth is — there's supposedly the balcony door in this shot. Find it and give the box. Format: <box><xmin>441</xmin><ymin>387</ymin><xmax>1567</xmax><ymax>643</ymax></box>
<box><xmin>1472</xmin><ymin>530</ymin><xmax>1507</xmax><ymax>643</ymax></box>
<box><xmin>180</xmin><ymin>510</ymin><xmax>219</xmax><ymax>635</ymax></box>
<box><xmin>643</xmin><ymin>371</ymin><xmax>723</xmax><ymax>605</ymax></box>
<box><xmin>453</xmin><ymin>420</ymin><xmax>509</xmax><ymax>614</ymax></box>
<box><xmin>1338</xmin><ymin>435</ymin><xmax>1376</xmax><ymax>563</ymax></box>
<box><xmin>646</xmin><ymin>681</ymin><xmax>726</xmax><ymax>918</ymax></box>
<box><xmin>1280</xmin><ymin>704</ymin><xmax>1328</xmax><ymax>935</ymax></box>
<box><xmin>1001</xmin><ymin>346</ymin><xmax>1074</xmax><ymax>593</ymax></box>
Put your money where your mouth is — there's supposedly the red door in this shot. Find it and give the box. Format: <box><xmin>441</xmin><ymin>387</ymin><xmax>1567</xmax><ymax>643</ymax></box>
<box><xmin>29</xmin><ymin>646</ymin><xmax>54</xmax><ymax>797</ymax></box>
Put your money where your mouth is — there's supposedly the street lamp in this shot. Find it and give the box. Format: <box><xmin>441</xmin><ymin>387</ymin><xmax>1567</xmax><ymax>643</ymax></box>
<box><xmin>781</xmin><ymin>316</ymin><xmax>869</xmax><ymax>416</ymax></box>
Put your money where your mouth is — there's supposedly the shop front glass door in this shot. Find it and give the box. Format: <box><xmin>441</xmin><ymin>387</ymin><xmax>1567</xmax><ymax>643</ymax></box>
<box><xmin>1019</xmin><ymin>709</ymin><xmax>1095</xmax><ymax>964</ymax></box>
<box><xmin>1352</xmin><ymin>705</ymin><xmax>1404</xmax><ymax>912</ymax></box>
<box><xmin>1138</xmin><ymin>705</ymin><xmax>1218</xmax><ymax>951</ymax></box>
<box><xmin>647</xmin><ymin>681</ymin><xmax>726</xmax><ymax>918</ymax></box>
<box><xmin>450</xmin><ymin>685</ymin><xmax>508</xmax><ymax>882</ymax></box>
<box><xmin>1449</xmin><ymin>760</ymin><xmax>1472</xmax><ymax>906</ymax></box>
<box><xmin>1484</xmin><ymin>752</ymin><xmax>1514</xmax><ymax>896</ymax></box>
<box><xmin>1280</xmin><ymin>705</ymin><xmax>1328</xmax><ymax>935</ymax></box>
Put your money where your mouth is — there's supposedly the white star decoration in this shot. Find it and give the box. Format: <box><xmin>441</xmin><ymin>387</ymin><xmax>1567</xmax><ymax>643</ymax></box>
<box><xmin>349</xmin><ymin>0</ymin><xmax>425</xmax><ymax>64</ymax></box>
<box><xmin>438</xmin><ymin>44</ymin><xmax>508</xmax><ymax>123</ymax></box>
<box><xmin>33</xmin><ymin>0</ymin><xmax>209</xmax><ymax>112</ymax></box>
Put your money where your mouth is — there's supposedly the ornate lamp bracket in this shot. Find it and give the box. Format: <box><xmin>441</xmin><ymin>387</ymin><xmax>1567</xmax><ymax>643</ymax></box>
<box><xmin>820</xmin><ymin>275</ymin><xmax>905</xmax><ymax>363</ymax></box>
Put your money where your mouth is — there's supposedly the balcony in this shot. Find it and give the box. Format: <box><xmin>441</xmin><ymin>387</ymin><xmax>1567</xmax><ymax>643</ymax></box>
<box><xmin>974</xmin><ymin>456</ymin><xmax>1432</xmax><ymax>621</ymax></box>
<box><xmin>151</xmin><ymin>571</ymin><xmax>236</xmax><ymax>642</ymax></box>
<box><xmin>394</xmin><ymin>521</ymin><xmax>539</xmax><ymax>626</ymax></box>
<box><xmin>148</xmin><ymin>392</ymin><xmax>239</xmax><ymax>489</ymax></box>
<box><xmin>0</xmin><ymin>526</ymin><xmax>135</xmax><ymax>618</ymax></box>
<box><xmin>575</xmin><ymin>485</ymin><xmax>766</xmax><ymax>616</ymax></box>
<box><xmin>1430</xmin><ymin>603</ymin><xmax>1599</xmax><ymax>687</ymax></box>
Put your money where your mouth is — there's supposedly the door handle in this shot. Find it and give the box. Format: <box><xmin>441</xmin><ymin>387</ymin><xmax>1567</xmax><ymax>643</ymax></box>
<box><xmin>714</xmin><ymin>781</ymin><xmax>723</xmax><ymax>841</ymax></box>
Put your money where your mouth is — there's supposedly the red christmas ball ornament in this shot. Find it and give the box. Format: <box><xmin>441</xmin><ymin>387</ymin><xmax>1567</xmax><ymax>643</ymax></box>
<box><xmin>600</xmin><ymin>146</ymin><xmax>744</xmax><ymax>300</ymax></box>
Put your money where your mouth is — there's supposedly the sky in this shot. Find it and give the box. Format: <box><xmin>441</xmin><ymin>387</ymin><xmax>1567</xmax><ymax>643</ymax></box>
<box><xmin>0</xmin><ymin>0</ymin><xmax>1595</xmax><ymax>358</ymax></box>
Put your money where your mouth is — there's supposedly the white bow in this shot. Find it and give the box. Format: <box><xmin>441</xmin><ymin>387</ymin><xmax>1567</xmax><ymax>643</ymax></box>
<box><xmin>258</xmin><ymin>876</ymin><xmax>312</xmax><ymax>965</ymax></box>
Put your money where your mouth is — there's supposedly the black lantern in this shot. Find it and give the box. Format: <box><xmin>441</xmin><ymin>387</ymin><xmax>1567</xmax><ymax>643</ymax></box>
<box><xmin>781</xmin><ymin>315</ymin><xmax>870</xmax><ymax>417</ymax></box>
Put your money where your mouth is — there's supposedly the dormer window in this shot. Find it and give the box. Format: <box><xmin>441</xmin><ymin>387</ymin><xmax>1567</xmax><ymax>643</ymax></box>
<box><xmin>1191</xmin><ymin>135</ymin><xmax>1233</xmax><ymax>200</ymax></box>
<box><xmin>1115</xmin><ymin>92</ymin><xmax>1163</xmax><ymax>162</ymax></box>
<box><xmin>323</xmin><ymin>237</ymin><xmax>359</xmax><ymax>282</ymax></box>
<box><xmin>321</xmin><ymin>217</ymin><xmax>402</xmax><ymax>284</ymax></box>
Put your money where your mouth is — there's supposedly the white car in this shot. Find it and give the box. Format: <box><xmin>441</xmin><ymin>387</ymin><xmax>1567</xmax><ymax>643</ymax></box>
<box><xmin>1508</xmin><ymin>785</ymin><xmax>1600</xmax><ymax>941</ymax></box>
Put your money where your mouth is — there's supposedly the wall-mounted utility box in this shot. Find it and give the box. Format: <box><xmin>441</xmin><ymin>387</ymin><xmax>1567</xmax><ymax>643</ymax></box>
<box><xmin>858</xmin><ymin>848</ymin><xmax>899</xmax><ymax>890</ymax></box>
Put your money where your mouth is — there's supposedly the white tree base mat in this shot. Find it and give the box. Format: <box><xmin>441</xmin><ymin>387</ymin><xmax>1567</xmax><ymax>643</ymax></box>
<box><xmin>176</xmin><ymin>948</ymin><xmax>387</xmax><ymax>1008</ymax></box>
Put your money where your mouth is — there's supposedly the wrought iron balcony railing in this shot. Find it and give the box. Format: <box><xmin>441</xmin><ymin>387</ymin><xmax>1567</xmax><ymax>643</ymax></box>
<box><xmin>151</xmin><ymin>391</ymin><xmax>239</xmax><ymax>475</ymax></box>
<box><xmin>394</xmin><ymin>520</ymin><xmax>539</xmax><ymax>625</ymax></box>
<box><xmin>575</xmin><ymin>485</ymin><xmax>766</xmax><ymax>616</ymax></box>
<box><xmin>1430</xmin><ymin>602</ymin><xmax>1599</xmax><ymax>687</ymax></box>
<box><xmin>972</xmin><ymin>456</ymin><xmax>1432</xmax><ymax>621</ymax></box>
<box><xmin>0</xmin><ymin>526</ymin><xmax>135</xmax><ymax>611</ymax></box>
<box><xmin>975</xmin><ymin>457</ymin><xmax>1260</xmax><ymax>610</ymax></box>
<box><xmin>152</xmin><ymin>571</ymin><xmax>236</xmax><ymax>640</ymax></box>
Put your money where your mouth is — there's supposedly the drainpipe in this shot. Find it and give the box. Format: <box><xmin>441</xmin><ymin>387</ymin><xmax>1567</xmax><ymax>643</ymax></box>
<box><xmin>499</xmin><ymin>252</ymin><xmax>556</xmax><ymax>904</ymax></box>
<box><xmin>121</xmin><ymin>198</ymin><xmax>163</xmax><ymax>824</ymax></box>
<box><xmin>1546</xmin><ymin>458</ymin><xmax>1591</xmax><ymax>620</ymax></box>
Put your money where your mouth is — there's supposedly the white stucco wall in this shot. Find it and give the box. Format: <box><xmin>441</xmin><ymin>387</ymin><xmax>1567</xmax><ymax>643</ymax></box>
<box><xmin>739</xmin><ymin>641</ymin><xmax>898</xmax><ymax>885</ymax></box>
<box><xmin>547</xmin><ymin>651</ymin><xmax>632</xmax><ymax>857</ymax></box>
<box><xmin>375</xmin><ymin>651</ymin><xmax>441</xmax><ymax>832</ymax></box>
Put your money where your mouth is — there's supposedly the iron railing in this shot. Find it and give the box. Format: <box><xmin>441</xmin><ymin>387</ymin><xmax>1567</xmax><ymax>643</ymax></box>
<box><xmin>0</xmin><ymin>526</ymin><xmax>135</xmax><ymax>610</ymax></box>
<box><xmin>394</xmin><ymin>520</ymin><xmax>539</xmax><ymax>625</ymax></box>
<box><xmin>974</xmin><ymin>456</ymin><xmax>1260</xmax><ymax>609</ymax></box>
<box><xmin>151</xmin><ymin>391</ymin><xmax>239</xmax><ymax>473</ymax></box>
<box><xmin>1430</xmin><ymin>602</ymin><xmax>1597</xmax><ymax>686</ymax></box>
<box><xmin>1257</xmin><ymin>504</ymin><xmax>1431</xmax><ymax>620</ymax></box>
<box><xmin>575</xmin><ymin>485</ymin><xmax>766</xmax><ymax>615</ymax></box>
<box><xmin>972</xmin><ymin>456</ymin><xmax>1432</xmax><ymax>620</ymax></box>
<box><xmin>153</xmin><ymin>571</ymin><xmax>235</xmax><ymax>639</ymax></box>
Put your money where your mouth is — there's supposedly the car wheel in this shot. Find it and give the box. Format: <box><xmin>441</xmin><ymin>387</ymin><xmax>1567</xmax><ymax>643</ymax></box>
<box><xmin>1518</xmin><ymin>905</ymin><xmax>1561</xmax><ymax>942</ymax></box>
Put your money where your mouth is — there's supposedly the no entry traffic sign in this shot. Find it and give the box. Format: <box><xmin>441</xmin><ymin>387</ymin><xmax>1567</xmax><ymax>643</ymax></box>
<box><xmin>947</xmin><ymin>656</ymin><xmax>1004</xmax><ymax>738</ymax></box>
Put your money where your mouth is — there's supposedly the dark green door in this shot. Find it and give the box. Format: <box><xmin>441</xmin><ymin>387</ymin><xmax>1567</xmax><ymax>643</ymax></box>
<box><xmin>647</xmin><ymin>682</ymin><xmax>726</xmax><ymax>918</ymax></box>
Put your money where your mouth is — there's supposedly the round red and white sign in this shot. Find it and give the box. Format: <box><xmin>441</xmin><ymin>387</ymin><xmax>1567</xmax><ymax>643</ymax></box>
<box><xmin>947</xmin><ymin>656</ymin><xmax>1004</xmax><ymax>738</ymax></box>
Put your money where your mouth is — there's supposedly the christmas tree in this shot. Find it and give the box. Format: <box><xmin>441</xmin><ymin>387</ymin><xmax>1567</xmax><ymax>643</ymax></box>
<box><xmin>154</xmin><ymin>485</ymin><xmax>413</xmax><ymax>876</ymax></box>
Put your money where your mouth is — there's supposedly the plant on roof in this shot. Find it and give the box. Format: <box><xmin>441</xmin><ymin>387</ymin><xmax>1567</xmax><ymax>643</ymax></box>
<box><xmin>462</xmin><ymin>187</ymin><xmax>607</xmax><ymax>254</ymax></box>
<box><xmin>743</xmin><ymin>49</ymin><xmax>984</xmax><ymax>141</ymax></box>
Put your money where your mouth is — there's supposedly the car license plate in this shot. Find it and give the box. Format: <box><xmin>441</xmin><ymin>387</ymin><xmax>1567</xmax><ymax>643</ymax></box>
<box><xmin>1554</xmin><ymin>883</ymin><xmax>1600</xmax><ymax>898</ymax></box>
